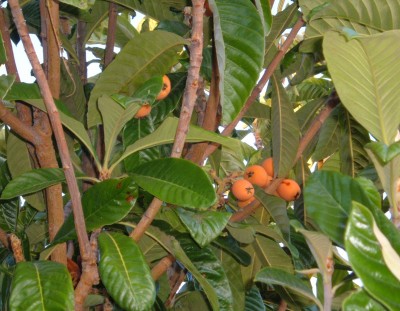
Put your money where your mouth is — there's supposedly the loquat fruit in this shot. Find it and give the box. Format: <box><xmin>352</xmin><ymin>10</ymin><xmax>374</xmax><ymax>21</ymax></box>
<box><xmin>237</xmin><ymin>196</ymin><xmax>256</xmax><ymax>208</ymax></box>
<box><xmin>244</xmin><ymin>165</ymin><xmax>270</xmax><ymax>187</ymax></box>
<box><xmin>231</xmin><ymin>179</ymin><xmax>254</xmax><ymax>201</ymax></box>
<box><xmin>276</xmin><ymin>179</ymin><xmax>301</xmax><ymax>201</ymax></box>
<box><xmin>156</xmin><ymin>75</ymin><xmax>171</xmax><ymax>100</ymax></box>
<box><xmin>134</xmin><ymin>104</ymin><xmax>152</xmax><ymax>118</ymax></box>
<box><xmin>261</xmin><ymin>157</ymin><xmax>274</xmax><ymax>177</ymax></box>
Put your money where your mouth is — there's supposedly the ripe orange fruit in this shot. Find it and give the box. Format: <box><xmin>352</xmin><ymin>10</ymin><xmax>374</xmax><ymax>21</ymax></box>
<box><xmin>261</xmin><ymin>157</ymin><xmax>274</xmax><ymax>177</ymax></box>
<box><xmin>231</xmin><ymin>179</ymin><xmax>254</xmax><ymax>201</ymax></box>
<box><xmin>237</xmin><ymin>196</ymin><xmax>256</xmax><ymax>208</ymax></box>
<box><xmin>156</xmin><ymin>75</ymin><xmax>171</xmax><ymax>100</ymax></box>
<box><xmin>244</xmin><ymin>165</ymin><xmax>270</xmax><ymax>187</ymax></box>
<box><xmin>134</xmin><ymin>104</ymin><xmax>151</xmax><ymax>118</ymax></box>
<box><xmin>276</xmin><ymin>179</ymin><xmax>301</xmax><ymax>201</ymax></box>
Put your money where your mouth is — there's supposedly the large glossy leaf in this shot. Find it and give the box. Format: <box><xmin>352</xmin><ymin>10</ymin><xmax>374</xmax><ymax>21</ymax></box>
<box><xmin>312</xmin><ymin>111</ymin><xmax>340</xmax><ymax>161</ymax></box>
<box><xmin>255</xmin><ymin>188</ymin><xmax>290</xmax><ymax>240</ymax></box>
<box><xmin>98</xmin><ymin>232</ymin><xmax>155</xmax><ymax>311</ymax></box>
<box><xmin>9</xmin><ymin>261</ymin><xmax>74</xmax><ymax>311</ymax></box>
<box><xmin>130</xmin><ymin>158</ymin><xmax>217</xmax><ymax>210</ymax></box>
<box><xmin>59</xmin><ymin>0</ymin><xmax>89</xmax><ymax>9</ymax></box>
<box><xmin>304</xmin><ymin>170</ymin><xmax>376</xmax><ymax>246</ymax></box>
<box><xmin>345</xmin><ymin>202</ymin><xmax>400</xmax><ymax>310</ymax></box>
<box><xmin>254</xmin><ymin>0</ymin><xmax>272</xmax><ymax>36</ymax></box>
<box><xmin>343</xmin><ymin>289</ymin><xmax>387</xmax><ymax>311</ymax></box>
<box><xmin>109</xmin><ymin>0</ymin><xmax>186</xmax><ymax>21</ymax></box>
<box><xmin>255</xmin><ymin>267</ymin><xmax>323</xmax><ymax>309</ymax></box>
<box><xmin>209</xmin><ymin>0</ymin><xmax>265</xmax><ymax>124</ymax></box>
<box><xmin>53</xmin><ymin>178</ymin><xmax>137</xmax><ymax>243</ymax></box>
<box><xmin>111</xmin><ymin>117</ymin><xmax>247</xmax><ymax>170</ymax></box>
<box><xmin>1</xmin><ymin>168</ymin><xmax>65</xmax><ymax>200</ymax></box>
<box><xmin>212</xmin><ymin>236</ymin><xmax>252</xmax><ymax>266</ymax></box>
<box><xmin>323</xmin><ymin>30</ymin><xmax>400</xmax><ymax>144</ymax></box>
<box><xmin>87</xmin><ymin>31</ymin><xmax>187</xmax><ymax>127</ymax></box>
<box><xmin>271</xmin><ymin>74</ymin><xmax>299</xmax><ymax>178</ymax></box>
<box><xmin>6</xmin><ymin>133</ymin><xmax>44</xmax><ymax>211</ymax></box>
<box><xmin>300</xmin><ymin>0</ymin><xmax>400</xmax><ymax>52</ymax></box>
<box><xmin>177</xmin><ymin>208</ymin><xmax>231</xmax><ymax>247</ymax></box>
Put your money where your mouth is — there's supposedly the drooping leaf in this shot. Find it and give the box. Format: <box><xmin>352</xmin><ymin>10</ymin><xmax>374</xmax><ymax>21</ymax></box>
<box><xmin>345</xmin><ymin>202</ymin><xmax>400</xmax><ymax>310</ymax></box>
<box><xmin>312</xmin><ymin>111</ymin><xmax>340</xmax><ymax>161</ymax></box>
<box><xmin>343</xmin><ymin>289</ymin><xmax>387</xmax><ymax>311</ymax></box>
<box><xmin>270</xmin><ymin>74</ymin><xmax>299</xmax><ymax>178</ymax></box>
<box><xmin>254</xmin><ymin>0</ymin><xmax>272</xmax><ymax>36</ymax></box>
<box><xmin>365</xmin><ymin>141</ymin><xmax>400</xmax><ymax>165</ymax></box>
<box><xmin>177</xmin><ymin>208</ymin><xmax>231</xmax><ymax>247</ymax></box>
<box><xmin>208</xmin><ymin>0</ymin><xmax>265</xmax><ymax>124</ymax></box>
<box><xmin>87</xmin><ymin>31</ymin><xmax>187</xmax><ymax>127</ymax></box>
<box><xmin>9</xmin><ymin>261</ymin><xmax>74</xmax><ymax>311</ymax></box>
<box><xmin>98</xmin><ymin>232</ymin><xmax>155</xmax><ymax>311</ymax></box>
<box><xmin>255</xmin><ymin>267</ymin><xmax>323</xmax><ymax>309</ymax></box>
<box><xmin>6</xmin><ymin>133</ymin><xmax>45</xmax><ymax>211</ymax></box>
<box><xmin>58</xmin><ymin>0</ymin><xmax>89</xmax><ymax>9</ymax></box>
<box><xmin>1</xmin><ymin>168</ymin><xmax>65</xmax><ymax>200</ymax></box>
<box><xmin>255</xmin><ymin>188</ymin><xmax>290</xmax><ymax>240</ymax></box>
<box><xmin>300</xmin><ymin>0</ymin><xmax>400</xmax><ymax>52</ymax></box>
<box><xmin>323</xmin><ymin>30</ymin><xmax>400</xmax><ymax>144</ymax></box>
<box><xmin>53</xmin><ymin>178</ymin><xmax>137</xmax><ymax>244</ymax></box>
<box><xmin>130</xmin><ymin>158</ymin><xmax>217</xmax><ymax>210</ymax></box>
<box><xmin>304</xmin><ymin>170</ymin><xmax>376</xmax><ymax>246</ymax></box>
<box><xmin>212</xmin><ymin>236</ymin><xmax>252</xmax><ymax>266</ymax></box>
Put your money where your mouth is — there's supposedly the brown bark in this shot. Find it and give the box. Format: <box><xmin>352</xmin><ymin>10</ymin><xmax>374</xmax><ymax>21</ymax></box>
<box><xmin>130</xmin><ymin>0</ymin><xmax>205</xmax><ymax>242</ymax></box>
<box><xmin>9</xmin><ymin>1</ymin><xmax>97</xmax><ymax>308</ymax></box>
<box><xmin>151</xmin><ymin>254</ymin><xmax>175</xmax><ymax>280</ymax></box>
<box><xmin>104</xmin><ymin>2</ymin><xmax>118</xmax><ymax>67</ymax></box>
<box><xmin>76</xmin><ymin>21</ymin><xmax>87</xmax><ymax>83</ymax></box>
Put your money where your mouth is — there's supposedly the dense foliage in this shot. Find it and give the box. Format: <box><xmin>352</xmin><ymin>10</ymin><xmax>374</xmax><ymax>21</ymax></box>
<box><xmin>0</xmin><ymin>0</ymin><xmax>399</xmax><ymax>310</ymax></box>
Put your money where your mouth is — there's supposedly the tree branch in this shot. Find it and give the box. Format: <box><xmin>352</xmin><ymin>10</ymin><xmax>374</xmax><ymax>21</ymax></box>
<box><xmin>9</xmin><ymin>1</ymin><xmax>96</xmax><ymax>306</ymax></box>
<box><xmin>104</xmin><ymin>2</ymin><xmax>118</xmax><ymax>67</ymax></box>
<box><xmin>130</xmin><ymin>1</ymin><xmax>205</xmax><ymax>242</ymax></box>
<box><xmin>151</xmin><ymin>254</ymin><xmax>175</xmax><ymax>280</ymax></box>
<box><xmin>202</xmin><ymin>16</ymin><xmax>305</xmax><ymax>161</ymax></box>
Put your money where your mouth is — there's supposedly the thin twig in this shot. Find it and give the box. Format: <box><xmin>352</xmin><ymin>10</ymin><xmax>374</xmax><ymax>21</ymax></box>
<box><xmin>104</xmin><ymin>2</ymin><xmax>118</xmax><ymax>67</ymax></box>
<box><xmin>202</xmin><ymin>17</ymin><xmax>305</xmax><ymax>161</ymax></box>
<box><xmin>130</xmin><ymin>1</ymin><xmax>205</xmax><ymax>242</ymax></box>
<box><xmin>151</xmin><ymin>254</ymin><xmax>175</xmax><ymax>280</ymax></box>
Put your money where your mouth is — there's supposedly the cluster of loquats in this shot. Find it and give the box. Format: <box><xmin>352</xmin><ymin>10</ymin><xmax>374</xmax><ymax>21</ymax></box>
<box><xmin>134</xmin><ymin>75</ymin><xmax>171</xmax><ymax>118</ymax></box>
<box><xmin>231</xmin><ymin>157</ymin><xmax>301</xmax><ymax>207</ymax></box>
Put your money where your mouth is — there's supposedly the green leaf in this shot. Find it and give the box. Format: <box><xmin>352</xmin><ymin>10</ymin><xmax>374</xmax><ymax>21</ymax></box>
<box><xmin>112</xmin><ymin>117</ymin><xmax>248</xmax><ymax>170</ymax></box>
<box><xmin>343</xmin><ymin>289</ymin><xmax>387</xmax><ymax>311</ymax></box>
<box><xmin>304</xmin><ymin>170</ymin><xmax>377</xmax><ymax>246</ymax></box>
<box><xmin>87</xmin><ymin>31</ymin><xmax>187</xmax><ymax>127</ymax></box>
<box><xmin>53</xmin><ymin>178</ymin><xmax>137</xmax><ymax>244</ymax></box>
<box><xmin>254</xmin><ymin>0</ymin><xmax>272</xmax><ymax>36</ymax></box>
<box><xmin>0</xmin><ymin>34</ymin><xmax>6</xmax><ymax>65</ymax></box>
<box><xmin>312</xmin><ymin>111</ymin><xmax>340</xmax><ymax>161</ymax></box>
<box><xmin>177</xmin><ymin>208</ymin><xmax>231</xmax><ymax>247</ymax></box>
<box><xmin>98</xmin><ymin>232</ymin><xmax>155</xmax><ymax>311</ymax></box>
<box><xmin>131</xmin><ymin>158</ymin><xmax>217</xmax><ymax>210</ymax></box>
<box><xmin>345</xmin><ymin>202</ymin><xmax>400</xmax><ymax>310</ymax></box>
<box><xmin>323</xmin><ymin>30</ymin><xmax>400</xmax><ymax>144</ymax></box>
<box><xmin>59</xmin><ymin>0</ymin><xmax>89</xmax><ymax>9</ymax></box>
<box><xmin>270</xmin><ymin>74</ymin><xmax>299</xmax><ymax>178</ymax></box>
<box><xmin>0</xmin><ymin>75</ymin><xmax>15</xmax><ymax>99</ymax></box>
<box><xmin>98</xmin><ymin>95</ymin><xmax>141</xmax><ymax>167</ymax></box>
<box><xmin>255</xmin><ymin>267</ymin><xmax>323</xmax><ymax>309</ymax></box>
<box><xmin>6</xmin><ymin>133</ymin><xmax>45</xmax><ymax>211</ymax></box>
<box><xmin>365</xmin><ymin>141</ymin><xmax>400</xmax><ymax>165</ymax></box>
<box><xmin>244</xmin><ymin>286</ymin><xmax>266</xmax><ymax>311</ymax></box>
<box><xmin>209</xmin><ymin>0</ymin><xmax>265</xmax><ymax>124</ymax></box>
<box><xmin>254</xmin><ymin>188</ymin><xmax>290</xmax><ymax>240</ymax></box>
<box><xmin>212</xmin><ymin>236</ymin><xmax>252</xmax><ymax>266</ymax></box>
<box><xmin>1</xmin><ymin>168</ymin><xmax>65</xmax><ymax>200</ymax></box>
<box><xmin>9</xmin><ymin>261</ymin><xmax>74</xmax><ymax>311</ymax></box>
<box><xmin>264</xmin><ymin>3</ymin><xmax>299</xmax><ymax>66</ymax></box>
<box><xmin>300</xmin><ymin>0</ymin><xmax>400</xmax><ymax>52</ymax></box>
